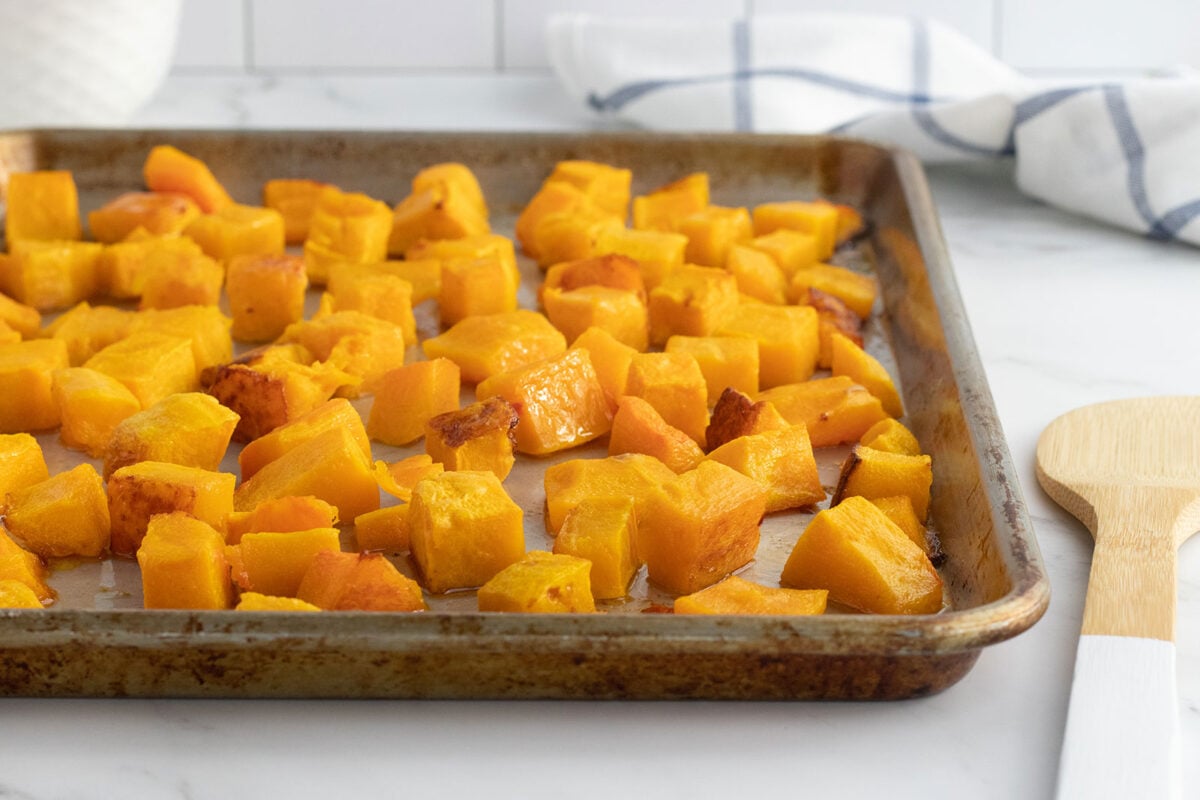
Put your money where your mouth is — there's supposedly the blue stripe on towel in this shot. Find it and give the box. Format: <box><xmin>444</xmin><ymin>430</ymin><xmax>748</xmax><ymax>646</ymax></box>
<box><xmin>732</xmin><ymin>19</ymin><xmax>753</xmax><ymax>131</ymax></box>
<box><xmin>1154</xmin><ymin>198</ymin><xmax>1200</xmax><ymax>240</ymax></box>
<box><xmin>1103</xmin><ymin>85</ymin><xmax>1159</xmax><ymax>231</ymax></box>
<box><xmin>1003</xmin><ymin>86</ymin><xmax>1097</xmax><ymax>155</ymax></box>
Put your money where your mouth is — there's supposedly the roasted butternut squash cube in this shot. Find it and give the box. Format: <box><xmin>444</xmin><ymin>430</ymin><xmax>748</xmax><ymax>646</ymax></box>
<box><xmin>226</xmin><ymin>495</ymin><xmax>339</xmax><ymax>545</ymax></box>
<box><xmin>5</xmin><ymin>239</ymin><xmax>102</xmax><ymax>311</ymax></box>
<box><xmin>3</xmin><ymin>463</ymin><xmax>110</xmax><ymax>558</ymax></box>
<box><xmin>412</xmin><ymin>162</ymin><xmax>488</xmax><ymax>221</ymax></box>
<box><xmin>422</xmin><ymin>310</ymin><xmax>566</xmax><ymax>384</ymax></box>
<box><xmin>0</xmin><ymin>292</ymin><xmax>41</xmax><ymax>339</ymax></box>
<box><xmin>138</xmin><ymin>246</ymin><xmax>224</xmax><ymax>310</ymax></box>
<box><xmin>515</xmin><ymin>181</ymin><xmax>593</xmax><ymax>259</ymax></box>
<box><xmin>647</xmin><ymin>265</ymin><xmax>738</xmax><ymax>346</ymax></box>
<box><xmin>724</xmin><ymin>244</ymin><xmax>788</xmax><ymax>305</ymax></box>
<box><xmin>297</xmin><ymin>549</ymin><xmax>427</xmax><ymax>611</ymax></box>
<box><xmin>226</xmin><ymin>254</ymin><xmax>308</xmax><ymax>342</ymax></box>
<box><xmin>664</xmin><ymin>335</ymin><xmax>759</xmax><ymax>400</ymax></box>
<box><xmin>278</xmin><ymin>310</ymin><xmax>406</xmax><ymax>394</ymax></box>
<box><xmin>829</xmin><ymin>201</ymin><xmax>866</xmax><ymax>243</ymax></box>
<box><xmin>137</xmin><ymin>304</ymin><xmax>233</xmax><ymax>375</ymax></box>
<box><xmin>425</xmin><ymin>397</ymin><xmax>519</xmax><ymax>480</ymax></box>
<box><xmin>547</xmin><ymin>160</ymin><xmax>632</xmax><ymax>218</ymax></box>
<box><xmin>4</xmin><ymin>170</ymin><xmax>81</xmax><ymax>243</ymax></box>
<box><xmin>84</xmin><ymin>331</ymin><xmax>197</xmax><ymax>409</ymax></box>
<box><xmin>788</xmin><ymin>262</ymin><xmax>878</xmax><ymax>318</ymax></box>
<box><xmin>366</xmin><ymin>358</ymin><xmax>461</xmax><ymax>446</ymax></box>
<box><xmin>108</xmin><ymin>461</ymin><xmax>235</xmax><ymax>556</ymax></box>
<box><xmin>624</xmin><ymin>351</ymin><xmax>709</xmax><ymax>446</ymax></box>
<box><xmin>0</xmin><ymin>433</ymin><xmax>49</xmax><ymax>499</ymax></box>
<box><xmin>632</xmin><ymin>173</ymin><xmax>709</xmax><ymax>232</ymax></box>
<box><xmin>746</xmin><ymin>229</ymin><xmax>819</xmax><ymax>277</ymax></box>
<box><xmin>0</xmin><ymin>578</ymin><xmax>44</xmax><ymax>608</ymax></box>
<box><xmin>780</xmin><ymin>495</ymin><xmax>942</xmax><ymax>615</ymax></box>
<box><xmin>705</xmin><ymin>425</ymin><xmax>824</xmax><ymax>513</ymax></box>
<box><xmin>143</xmin><ymin>145</ymin><xmax>233</xmax><ymax>213</ymax></box>
<box><xmin>678</xmin><ymin>205</ymin><xmax>753</xmax><ymax>267</ymax></box>
<box><xmin>328</xmin><ymin>258</ymin><xmax>441</xmax><ymax>305</ymax></box>
<box><xmin>592</xmin><ymin>226</ymin><xmax>686</xmax><ymax>289</ymax></box>
<box><xmin>717</xmin><ymin>303</ymin><xmax>818</xmax><ymax>389</ymax></box>
<box><xmin>803</xmin><ymin>286</ymin><xmax>864</xmax><ymax>368</ymax></box>
<box><xmin>373</xmin><ymin>455</ymin><xmax>444</xmax><ymax>502</ymax></box>
<box><xmin>388</xmin><ymin>182</ymin><xmax>488</xmax><ymax>256</ymax></box>
<box><xmin>305</xmin><ymin>187</ymin><xmax>394</xmax><ymax>285</ymax></box>
<box><xmin>478</xmin><ymin>550</ymin><xmax>596</xmax><ymax>613</ymax></box>
<box><xmin>353</xmin><ymin>504</ymin><xmax>410</xmax><ymax>553</ymax></box>
<box><xmin>674</xmin><ymin>575</ymin><xmax>827</xmax><ymax>616</ymax></box>
<box><xmin>406</xmin><ymin>233</ymin><xmax>516</xmax><ymax>296</ymax></box>
<box><xmin>830</xmin><ymin>332</ymin><xmax>904</xmax><ymax>417</ymax></box>
<box><xmin>0</xmin><ymin>321</ymin><xmax>18</xmax><ymax>345</ymax></box>
<box><xmin>608</xmin><ymin>395</ymin><xmax>704</xmax><ymax>474</ymax></box>
<box><xmin>0</xmin><ymin>339</ymin><xmax>69</xmax><ymax>432</ymax></box>
<box><xmin>543</xmin><ymin>453</ymin><xmax>675</xmax><ymax>535</ymax></box>
<box><xmin>104</xmin><ymin>391</ymin><xmax>239</xmax><ymax>478</ymax></box>
<box><xmin>758</xmin><ymin>376</ymin><xmax>888</xmax><ymax>448</ymax></box>
<box><xmin>182</xmin><ymin>200</ymin><xmax>287</xmax><ymax>272</ymax></box>
<box><xmin>859</xmin><ymin>418</ymin><xmax>922</xmax><ymax>456</ymax></box>
<box><xmin>88</xmin><ymin>192</ymin><xmax>200</xmax><ymax>243</ymax></box>
<box><xmin>52</xmin><ymin>367</ymin><xmax>141</xmax><ymax>457</ymax></box>
<box><xmin>97</xmin><ymin>236</ymin><xmax>204</xmax><ymax>300</ymax></box>
<box><xmin>638</xmin><ymin>461</ymin><xmax>766</xmax><ymax>595</ymax></box>
<box><xmin>408</xmin><ymin>470</ymin><xmax>524</xmax><ymax>593</ymax></box>
<box><xmin>439</xmin><ymin>254</ymin><xmax>519</xmax><ymax>325</ymax></box>
<box><xmin>542</xmin><ymin>285</ymin><xmax>648</xmax><ymax>351</ymax></box>
<box><xmin>236</xmin><ymin>592</ymin><xmax>321</xmax><ymax>612</ymax></box>
<box><xmin>208</xmin><ymin>358</ymin><xmax>355</xmax><ymax>442</ymax></box>
<box><xmin>530</xmin><ymin>208</ymin><xmax>622</xmax><ymax>269</ymax></box>
<box><xmin>752</xmin><ymin>200</ymin><xmax>839</xmax><ymax>259</ymax></box>
<box><xmin>234</xmin><ymin>426</ymin><xmax>380</xmax><ymax>522</ymax></box>
<box><xmin>0</xmin><ymin>527</ymin><xmax>52</xmax><ymax>601</ymax></box>
<box><xmin>569</xmin><ymin>326</ymin><xmax>637</xmax><ymax>408</ymax></box>
<box><xmin>704</xmin><ymin>387</ymin><xmax>790</xmax><ymax>451</ymax></box>
<box><xmin>476</xmin><ymin>348</ymin><xmax>612</xmax><ymax>455</ymax></box>
<box><xmin>870</xmin><ymin>495</ymin><xmax>931</xmax><ymax>555</ymax></box>
<box><xmin>39</xmin><ymin>303</ymin><xmax>133</xmax><ymax>365</ymax></box>
<box><xmin>553</xmin><ymin>497</ymin><xmax>638</xmax><ymax>600</ymax></box>
<box><xmin>239</xmin><ymin>527</ymin><xmax>343</xmax><ymax>597</ymax></box>
<box><xmin>325</xmin><ymin>271</ymin><xmax>417</xmax><ymax>344</ymax></box>
<box><xmin>832</xmin><ymin>445</ymin><xmax>933</xmax><ymax>522</ymax></box>
<box><xmin>262</xmin><ymin>178</ymin><xmax>331</xmax><ymax>244</ymax></box>
<box><xmin>541</xmin><ymin>253</ymin><xmax>646</xmax><ymax>304</ymax></box>
<box><xmin>137</xmin><ymin>512</ymin><xmax>232</xmax><ymax>609</ymax></box>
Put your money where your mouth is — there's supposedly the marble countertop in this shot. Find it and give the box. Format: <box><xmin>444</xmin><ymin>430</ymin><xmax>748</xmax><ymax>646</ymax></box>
<box><xmin>3</xmin><ymin>74</ymin><xmax>1197</xmax><ymax>800</ymax></box>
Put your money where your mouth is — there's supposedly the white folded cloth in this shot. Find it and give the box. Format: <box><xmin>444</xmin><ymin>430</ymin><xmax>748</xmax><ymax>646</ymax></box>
<box><xmin>548</xmin><ymin>14</ymin><xmax>1200</xmax><ymax>247</ymax></box>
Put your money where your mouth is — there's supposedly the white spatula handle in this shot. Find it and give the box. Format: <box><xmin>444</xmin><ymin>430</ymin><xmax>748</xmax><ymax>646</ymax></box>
<box><xmin>1056</xmin><ymin>634</ymin><xmax>1181</xmax><ymax>800</ymax></box>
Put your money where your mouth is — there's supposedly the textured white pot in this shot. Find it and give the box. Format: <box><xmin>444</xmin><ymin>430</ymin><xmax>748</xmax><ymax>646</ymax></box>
<box><xmin>0</xmin><ymin>0</ymin><xmax>181</xmax><ymax>128</ymax></box>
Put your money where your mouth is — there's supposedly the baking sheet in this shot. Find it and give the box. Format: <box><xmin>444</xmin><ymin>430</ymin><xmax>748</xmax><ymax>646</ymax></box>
<box><xmin>0</xmin><ymin>130</ymin><xmax>1049</xmax><ymax>698</ymax></box>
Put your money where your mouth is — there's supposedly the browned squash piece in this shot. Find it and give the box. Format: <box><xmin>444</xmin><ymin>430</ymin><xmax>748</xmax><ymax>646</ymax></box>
<box><xmin>674</xmin><ymin>575</ymin><xmax>827</xmax><ymax>615</ymax></box>
<box><xmin>758</xmin><ymin>376</ymin><xmax>888</xmax><ymax>448</ymax></box>
<box><xmin>208</xmin><ymin>358</ymin><xmax>354</xmax><ymax>442</ymax></box>
<box><xmin>137</xmin><ymin>512</ymin><xmax>232</xmax><ymax>609</ymax></box>
<box><xmin>704</xmin><ymin>387</ymin><xmax>790</xmax><ymax>452</ymax></box>
<box><xmin>832</xmin><ymin>444</ymin><xmax>933</xmax><ymax>522</ymax></box>
<box><xmin>608</xmin><ymin>395</ymin><xmax>704</xmax><ymax>474</ymax></box>
<box><xmin>780</xmin><ymin>495</ymin><xmax>942</xmax><ymax>615</ymax></box>
<box><xmin>637</xmin><ymin>460</ymin><xmax>767</xmax><ymax>595</ymax></box>
<box><xmin>424</xmin><ymin>397</ymin><xmax>519</xmax><ymax>481</ymax></box>
<box><xmin>107</xmin><ymin>461</ymin><xmax>236</xmax><ymax>556</ymax></box>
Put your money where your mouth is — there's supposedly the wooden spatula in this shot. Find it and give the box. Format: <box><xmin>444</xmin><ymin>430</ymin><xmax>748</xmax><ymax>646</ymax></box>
<box><xmin>1036</xmin><ymin>396</ymin><xmax>1200</xmax><ymax>800</ymax></box>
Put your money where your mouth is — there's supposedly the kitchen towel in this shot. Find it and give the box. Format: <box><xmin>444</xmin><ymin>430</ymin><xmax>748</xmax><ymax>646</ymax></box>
<box><xmin>548</xmin><ymin>14</ymin><xmax>1200</xmax><ymax>247</ymax></box>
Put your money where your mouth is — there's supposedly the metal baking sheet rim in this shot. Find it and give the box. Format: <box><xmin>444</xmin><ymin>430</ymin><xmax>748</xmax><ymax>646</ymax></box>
<box><xmin>0</xmin><ymin>129</ymin><xmax>1050</xmax><ymax>700</ymax></box>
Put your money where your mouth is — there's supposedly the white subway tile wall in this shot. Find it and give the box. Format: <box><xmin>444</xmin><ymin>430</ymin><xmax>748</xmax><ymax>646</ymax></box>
<box><xmin>172</xmin><ymin>0</ymin><xmax>1199</xmax><ymax>74</ymax></box>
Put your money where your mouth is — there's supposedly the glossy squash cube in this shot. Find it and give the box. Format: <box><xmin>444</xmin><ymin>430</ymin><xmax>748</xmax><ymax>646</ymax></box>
<box><xmin>88</xmin><ymin>192</ymin><xmax>200</xmax><ymax>243</ymax></box>
<box><xmin>97</xmin><ymin>236</ymin><xmax>205</xmax><ymax>300</ymax></box>
<box><xmin>138</xmin><ymin>305</ymin><xmax>233</xmax><ymax>375</ymax></box>
<box><xmin>705</xmin><ymin>425</ymin><xmax>825</xmax><ymax>513</ymax></box>
<box><xmin>859</xmin><ymin>418</ymin><xmax>922</xmax><ymax>456</ymax></box>
<box><xmin>353</xmin><ymin>504</ymin><xmax>410</xmax><ymax>554</ymax></box>
<box><xmin>674</xmin><ymin>575</ymin><xmax>827</xmax><ymax>616</ymax></box>
<box><xmin>297</xmin><ymin>549</ymin><xmax>427</xmax><ymax>611</ymax></box>
<box><xmin>422</xmin><ymin>309</ymin><xmax>565</xmax><ymax>384</ymax></box>
<box><xmin>832</xmin><ymin>445</ymin><xmax>934</xmax><ymax>522</ymax></box>
<box><xmin>84</xmin><ymin>331</ymin><xmax>197</xmax><ymax>409</ymax></box>
<box><xmin>476</xmin><ymin>348</ymin><xmax>612</xmax><ymax>455</ymax></box>
<box><xmin>724</xmin><ymin>244</ymin><xmax>788</xmax><ymax>305</ymax></box>
<box><xmin>5</xmin><ymin>170</ymin><xmax>81</xmax><ymax>243</ymax></box>
<box><xmin>438</xmin><ymin>254</ymin><xmax>519</xmax><ymax>326</ymax></box>
<box><xmin>3</xmin><ymin>463</ymin><xmax>110</xmax><ymax>558</ymax></box>
<box><xmin>543</xmin><ymin>453</ymin><xmax>675</xmax><ymax>535</ymax></box>
<box><xmin>529</xmin><ymin>207</ymin><xmax>621</xmax><ymax>269</ymax></box>
<box><xmin>138</xmin><ymin>246</ymin><xmax>224</xmax><ymax>310</ymax></box>
<box><xmin>0</xmin><ymin>527</ymin><xmax>52</xmax><ymax>602</ymax></box>
<box><xmin>51</xmin><ymin>367</ymin><xmax>141</xmax><ymax>457</ymax></box>
<box><xmin>412</xmin><ymin>162</ymin><xmax>488</xmax><ymax>221</ymax></box>
<box><xmin>325</xmin><ymin>270</ymin><xmax>416</xmax><ymax>344</ymax></box>
<box><xmin>632</xmin><ymin>173</ymin><xmax>709</xmax><ymax>232</ymax></box>
<box><xmin>304</xmin><ymin>187</ymin><xmax>393</xmax><ymax>285</ymax></box>
<box><xmin>752</xmin><ymin>200</ymin><xmax>839</xmax><ymax>259</ymax></box>
<box><xmin>0</xmin><ymin>292</ymin><xmax>41</xmax><ymax>339</ymax></box>
<box><xmin>5</xmin><ymin>239</ymin><xmax>102</xmax><ymax>311</ymax></box>
<box><xmin>637</xmin><ymin>460</ymin><xmax>767</xmax><ymax>595</ymax></box>
<box><xmin>38</xmin><ymin>303</ymin><xmax>131</xmax><ymax>368</ymax></box>
<box><xmin>388</xmin><ymin>182</ymin><xmax>488</xmax><ymax>256</ymax></box>
<box><xmin>262</xmin><ymin>178</ymin><xmax>332</xmax><ymax>244</ymax></box>
<box><xmin>780</xmin><ymin>495</ymin><xmax>943</xmax><ymax>615</ymax></box>
<box><xmin>137</xmin><ymin>512</ymin><xmax>233</xmax><ymax>609</ymax></box>
<box><xmin>664</xmin><ymin>335</ymin><xmax>759</xmax><ymax>400</ymax></box>
<box><xmin>758</xmin><ymin>376</ymin><xmax>889</xmax><ymax>448</ymax></box>
<box><xmin>717</xmin><ymin>303</ymin><xmax>819</xmax><ymax>389</ymax></box>
<box><xmin>552</xmin><ymin>497</ymin><xmax>638</xmax><ymax>600</ymax></box>
<box><xmin>478</xmin><ymin>551</ymin><xmax>596</xmax><ymax>613</ymax></box>
<box><xmin>108</xmin><ymin>461</ymin><xmax>236</xmax><ymax>556</ymax></box>
<box><xmin>547</xmin><ymin>160</ymin><xmax>632</xmax><ymax>218</ymax></box>
<box><xmin>366</xmin><ymin>358</ymin><xmax>461</xmax><ymax>447</ymax></box>
<box><xmin>542</xmin><ymin>285</ymin><xmax>648</xmax><ymax>351</ymax></box>
<box><xmin>424</xmin><ymin>397</ymin><xmax>519</xmax><ymax>481</ymax></box>
<box><xmin>0</xmin><ymin>433</ymin><xmax>49</xmax><ymax>499</ymax></box>
<box><xmin>608</xmin><ymin>395</ymin><xmax>704</xmax><ymax>474</ymax></box>
<box><xmin>0</xmin><ymin>339</ymin><xmax>69</xmax><ymax>432</ymax></box>
<box><xmin>226</xmin><ymin>495</ymin><xmax>340</xmax><ymax>545</ymax></box>
<box><xmin>678</xmin><ymin>205</ymin><xmax>753</xmax><ymax>267</ymax></box>
<box><xmin>624</xmin><ymin>351</ymin><xmax>709</xmax><ymax>446</ymax></box>
<box><xmin>238</xmin><ymin>527</ymin><xmax>343</xmax><ymax>598</ymax></box>
<box><xmin>829</xmin><ymin>331</ymin><xmax>904</xmax><ymax>417</ymax></box>
<box><xmin>104</xmin><ymin>391</ymin><xmax>239</xmax><ymax>479</ymax></box>
<box><xmin>328</xmin><ymin>258</ymin><xmax>441</xmax><ymax>306</ymax></box>
<box><xmin>143</xmin><ymin>145</ymin><xmax>233</xmax><ymax>213</ymax></box>
<box><xmin>746</xmin><ymin>229</ymin><xmax>819</xmax><ymax>277</ymax></box>
<box><xmin>226</xmin><ymin>253</ymin><xmax>308</xmax><ymax>342</ymax></box>
<box><xmin>788</xmin><ymin>262</ymin><xmax>878</xmax><ymax>318</ymax></box>
<box><xmin>647</xmin><ymin>265</ymin><xmax>738</xmax><ymax>346</ymax></box>
<box><xmin>0</xmin><ymin>578</ymin><xmax>44</xmax><ymax>608</ymax></box>
<box><xmin>408</xmin><ymin>470</ymin><xmax>524</xmax><ymax>594</ymax></box>
<box><xmin>515</xmin><ymin>181</ymin><xmax>593</xmax><ymax>259</ymax></box>
<box><xmin>592</xmin><ymin>226</ymin><xmax>686</xmax><ymax>289</ymax></box>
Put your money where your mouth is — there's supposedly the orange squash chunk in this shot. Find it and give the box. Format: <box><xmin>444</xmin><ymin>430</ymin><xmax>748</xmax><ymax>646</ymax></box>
<box><xmin>88</xmin><ymin>191</ymin><xmax>200</xmax><ymax>243</ymax></box>
<box><xmin>624</xmin><ymin>351</ymin><xmax>709</xmax><ymax>446</ymax></box>
<box><xmin>408</xmin><ymin>470</ymin><xmax>524</xmax><ymax>594</ymax></box>
<box><xmin>388</xmin><ymin>182</ymin><xmax>489</xmax><ymax>257</ymax></box>
<box><xmin>788</xmin><ymin>262</ymin><xmax>878</xmax><ymax>318</ymax></box>
<box><xmin>107</xmin><ymin>461</ymin><xmax>236</xmax><ymax>556</ymax></box>
<box><xmin>830</xmin><ymin>331</ymin><xmax>903</xmax><ymax>417</ymax></box>
<box><xmin>647</xmin><ymin>265</ymin><xmax>739</xmax><ymax>346</ymax></box>
<box><xmin>0</xmin><ymin>433</ymin><xmax>49</xmax><ymax>499</ymax></box>
<box><xmin>553</xmin><ymin>497</ymin><xmax>639</xmax><ymax>600</ymax></box>
<box><xmin>547</xmin><ymin>160</ymin><xmax>632</xmax><ymax>218</ymax></box>
<box><xmin>226</xmin><ymin>254</ymin><xmax>308</xmax><ymax>342</ymax></box>
<box><xmin>704</xmin><ymin>387</ymin><xmax>790</xmax><ymax>452</ymax></box>
<box><xmin>476</xmin><ymin>348</ymin><xmax>612</xmax><ymax>455</ymax></box>
<box><xmin>5</xmin><ymin>240</ymin><xmax>102</xmax><ymax>311</ymax></box>
<box><xmin>705</xmin><ymin>425</ymin><xmax>824</xmax><ymax>513</ymax></box>
<box><xmin>570</xmin><ymin>326</ymin><xmax>637</xmax><ymax>407</ymax></box>
<box><xmin>422</xmin><ymin>309</ymin><xmax>566</xmax><ymax>384</ymax></box>
<box><xmin>781</xmin><ymin>495</ymin><xmax>942</xmax><ymax>615</ymax></box>
<box><xmin>373</xmin><ymin>454</ymin><xmax>444</xmax><ymax>502</ymax></box>
<box><xmin>324</xmin><ymin>271</ymin><xmax>417</xmax><ymax>346</ymax></box>
<box><xmin>138</xmin><ymin>248</ymin><xmax>223</xmax><ymax>311</ymax></box>
<box><xmin>542</xmin><ymin>285</ymin><xmax>648</xmax><ymax>352</ymax></box>
<box><xmin>608</xmin><ymin>395</ymin><xmax>704</xmax><ymax>474</ymax></box>
<box><xmin>724</xmin><ymin>244</ymin><xmax>788</xmax><ymax>305</ymax></box>
<box><xmin>234</xmin><ymin>426</ymin><xmax>380</xmax><ymax>523</ymax></box>
<box><xmin>225</xmin><ymin>495</ymin><xmax>339</xmax><ymax>545</ymax></box>
<box><xmin>0</xmin><ymin>292</ymin><xmax>41</xmax><ymax>339</ymax></box>
<box><xmin>51</xmin><ymin>367</ymin><xmax>141</xmax><ymax>458</ymax></box>
<box><xmin>674</xmin><ymin>575</ymin><xmax>827</xmax><ymax>615</ymax></box>
<box><xmin>530</xmin><ymin>206</ymin><xmax>622</xmax><ymax>269</ymax></box>
<box><xmin>137</xmin><ymin>512</ymin><xmax>232</xmax><ymax>609</ymax></box>
<box><xmin>541</xmin><ymin>253</ymin><xmax>646</xmax><ymax>304</ymax></box>
<box><xmin>0</xmin><ymin>339</ymin><xmax>70</xmax><ymax>432</ymax></box>
<box><xmin>678</xmin><ymin>205</ymin><xmax>753</xmax><ymax>267</ymax></box>
<box><xmin>84</xmin><ymin>331</ymin><xmax>197</xmax><ymax>409</ymax></box>
<box><xmin>143</xmin><ymin>145</ymin><xmax>233</xmax><ymax>213</ymax></box>
<box><xmin>592</xmin><ymin>226</ymin><xmax>686</xmax><ymax>289</ymax></box>
<box><xmin>859</xmin><ymin>418</ymin><xmax>922</xmax><ymax>456</ymax></box>
<box><xmin>0</xmin><ymin>527</ymin><xmax>52</xmax><ymax>602</ymax></box>
<box><xmin>438</xmin><ymin>254</ymin><xmax>518</xmax><ymax>326</ymax></box>
<box><xmin>412</xmin><ymin>162</ymin><xmax>488</xmax><ymax>221</ymax></box>
<box><xmin>5</xmin><ymin>171</ymin><xmax>81</xmax><ymax>243</ymax></box>
<box><xmin>329</xmin><ymin>258</ymin><xmax>441</xmax><ymax>305</ymax></box>
<box><xmin>279</xmin><ymin>310</ymin><xmax>407</xmax><ymax>396</ymax></box>
<box><xmin>97</xmin><ymin>236</ymin><xmax>203</xmax><ymax>300</ymax></box>
<box><xmin>208</xmin><ymin>358</ymin><xmax>355</xmax><ymax>442</ymax></box>
<box><xmin>262</xmin><ymin>178</ymin><xmax>332</xmax><ymax>244</ymax></box>
<box><xmin>297</xmin><ymin>550</ymin><xmax>427</xmax><ymax>612</ymax></box>
<box><xmin>235</xmin><ymin>592</ymin><xmax>321</xmax><ymax>612</ymax></box>
<box><xmin>4</xmin><ymin>463</ymin><xmax>110</xmax><ymax>558</ymax></box>
<box><xmin>366</xmin><ymin>359</ymin><xmax>460</xmax><ymax>447</ymax></box>
<box><xmin>0</xmin><ymin>579</ymin><xmax>44</xmax><ymax>609</ymax></box>
<box><xmin>103</xmin><ymin>391</ymin><xmax>238</xmax><ymax>478</ymax></box>
<box><xmin>746</xmin><ymin>229</ymin><xmax>819</xmax><ymax>277</ymax></box>
<box><xmin>183</xmin><ymin>203</ymin><xmax>285</xmax><ymax>260</ymax></box>
<box><xmin>632</xmin><ymin>173</ymin><xmax>710</xmax><ymax>232</ymax></box>
<box><xmin>138</xmin><ymin>305</ymin><xmax>233</xmax><ymax>376</ymax></box>
<box><xmin>478</xmin><ymin>551</ymin><xmax>596</xmax><ymax>613</ymax></box>
<box><xmin>637</xmin><ymin>461</ymin><xmax>767</xmax><ymax>595</ymax></box>
<box><xmin>664</xmin><ymin>335</ymin><xmax>759</xmax><ymax>400</ymax></box>
<box><xmin>870</xmin><ymin>495</ymin><xmax>930</xmax><ymax>555</ymax></box>
<box><xmin>424</xmin><ymin>397</ymin><xmax>519</xmax><ymax>480</ymax></box>
<box><xmin>39</xmin><ymin>302</ymin><xmax>132</xmax><ymax>365</ymax></box>
<box><xmin>717</xmin><ymin>303</ymin><xmax>818</xmax><ymax>389</ymax></box>
<box><xmin>832</xmin><ymin>444</ymin><xmax>933</xmax><ymax>522</ymax></box>
<box><xmin>239</xmin><ymin>527</ymin><xmax>343</xmax><ymax>597</ymax></box>
<box><xmin>304</xmin><ymin>187</ymin><xmax>393</xmax><ymax>285</ymax></box>
<box><xmin>543</xmin><ymin>453</ymin><xmax>675</xmax><ymax>535</ymax></box>
<box><xmin>758</xmin><ymin>376</ymin><xmax>888</xmax><ymax>448</ymax></box>
<box><xmin>353</xmin><ymin>504</ymin><xmax>410</xmax><ymax>553</ymax></box>
<box><xmin>752</xmin><ymin>200</ymin><xmax>839</xmax><ymax>259</ymax></box>
<box><xmin>515</xmin><ymin>181</ymin><xmax>594</xmax><ymax>259</ymax></box>
<box><xmin>803</xmin><ymin>287</ymin><xmax>864</xmax><ymax>368</ymax></box>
